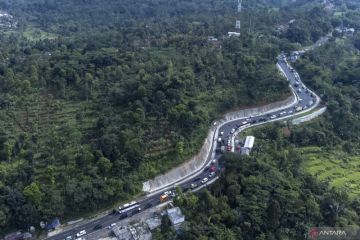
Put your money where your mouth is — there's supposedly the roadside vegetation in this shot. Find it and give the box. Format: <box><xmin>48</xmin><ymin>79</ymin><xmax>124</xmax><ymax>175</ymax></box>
<box><xmin>0</xmin><ymin>0</ymin><xmax>291</xmax><ymax>234</ymax></box>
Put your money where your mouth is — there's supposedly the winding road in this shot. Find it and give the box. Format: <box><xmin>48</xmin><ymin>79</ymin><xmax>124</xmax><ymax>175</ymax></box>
<box><xmin>46</xmin><ymin>47</ymin><xmax>324</xmax><ymax>240</ymax></box>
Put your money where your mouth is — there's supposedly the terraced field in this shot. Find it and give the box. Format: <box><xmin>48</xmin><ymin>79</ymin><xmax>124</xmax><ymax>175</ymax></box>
<box><xmin>301</xmin><ymin>147</ymin><xmax>360</xmax><ymax>198</ymax></box>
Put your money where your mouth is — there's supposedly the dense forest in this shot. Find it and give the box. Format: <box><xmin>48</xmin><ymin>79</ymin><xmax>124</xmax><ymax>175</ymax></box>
<box><xmin>0</xmin><ymin>0</ymin><xmax>294</xmax><ymax>233</ymax></box>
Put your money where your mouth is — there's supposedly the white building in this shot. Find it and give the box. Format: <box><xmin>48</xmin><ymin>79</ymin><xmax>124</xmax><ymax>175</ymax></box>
<box><xmin>228</xmin><ymin>32</ymin><xmax>241</xmax><ymax>37</ymax></box>
<box><xmin>241</xmin><ymin>136</ymin><xmax>255</xmax><ymax>155</ymax></box>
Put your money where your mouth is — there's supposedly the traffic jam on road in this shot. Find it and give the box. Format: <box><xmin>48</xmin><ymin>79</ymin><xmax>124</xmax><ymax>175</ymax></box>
<box><xmin>217</xmin><ymin>53</ymin><xmax>317</xmax><ymax>154</ymax></box>
<box><xmin>48</xmin><ymin>53</ymin><xmax>317</xmax><ymax>240</ymax></box>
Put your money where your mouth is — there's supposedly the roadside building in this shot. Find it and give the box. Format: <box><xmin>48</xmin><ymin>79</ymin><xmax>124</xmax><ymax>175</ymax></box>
<box><xmin>145</xmin><ymin>215</ymin><xmax>162</xmax><ymax>230</ymax></box>
<box><xmin>4</xmin><ymin>232</ymin><xmax>32</xmax><ymax>240</ymax></box>
<box><xmin>207</xmin><ymin>36</ymin><xmax>218</xmax><ymax>42</ymax></box>
<box><xmin>241</xmin><ymin>136</ymin><xmax>255</xmax><ymax>155</ymax></box>
<box><xmin>112</xmin><ymin>222</ymin><xmax>151</xmax><ymax>240</ymax></box>
<box><xmin>227</xmin><ymin>32</ymin><xmax>240</xmax><ymax>37</ymax></box>
<box><xmin>166</xmin><ymin>207</ymin><xmax>185</xmax><ymax>227</ymax></box>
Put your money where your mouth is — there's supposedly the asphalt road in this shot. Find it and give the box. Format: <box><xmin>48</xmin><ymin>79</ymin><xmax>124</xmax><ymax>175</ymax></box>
<box><xmin>46</xmin><ymin>54</ymin><xmax>319</xmax><ymax>240</ymax></box>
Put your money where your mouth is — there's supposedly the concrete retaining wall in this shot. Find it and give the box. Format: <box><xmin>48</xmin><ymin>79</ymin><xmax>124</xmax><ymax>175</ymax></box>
<box><xmin>292</xmin><ymin>107</ymin><xmax>327</xmax><ymax>125</ymax></box>
<box><xmin>142</xmin><ymin>93</ymin><xmax>296</xmax><ymax>193</ymax></box>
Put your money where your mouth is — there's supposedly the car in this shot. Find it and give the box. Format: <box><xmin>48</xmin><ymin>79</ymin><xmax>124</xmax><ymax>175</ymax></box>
<box><xmin>288</xmin><ymin>110</ymin><xmax>293</xmax><ymax>114</ymax></box>
<box><xmin>132</xmin><ymin>207</ymin><xmax>142</xmax><ymax>215</ymax></box>
<box><xmin>107</xmin><ymin>223</ymin><xmax>117</xmax><ymax>229</ymax></box>
<box><xmin>270</xmin><ymin>115</ymin><xmax>276</xmax><ymax>119</ymax></box>
<box><xmin>241</xmin><ymin>121</ymin><xmax>248</xmax><ymax>125</ymax></box>
<box><xmin>144</xmin><ymin>203</ymin><xmax>153</xmax><ymax>209</ymax></box>
<box><xmin>297</xmin><ymin>88</ymin><xmax>302</xmax><ymax>93</ymax></box>
<box><xmin>251</xmin><ymin>119</ymin><xmax>257</xmax><ymax>124</ymax></box>
<box><xmin>211</xmin><ymin>159</ymin><xmax>216</xmax><ymax>164</ymax></box>
<box><xmin>209</xmin><ymin>172</ymin><xmax>216</xmax><ymax>178</ymax></box>
<box><xmin>76</xmin><ymin>230</ymin><xmax>86</xmax><ymax>238</ymax></box>
<box><xmin>259</xmin><ymin>118</ymin><xmax>266</xmax><ymax>122</ymax></box>
<box><xmin>194</xmin><ymin>177</ymin><xmax>201</xmax><ymax>181</ymax></box>
<box><xmin>303</xmin><ymin>106</ymin><xmax>308</xmax><ymax>109</ymax></box>
<box><xmin>191</xmin><ymin>183</ymin><xmax>198</xmax><ymax>189</ymax></box>
<box><xmin>93</xmin><ymin>224</ymin><xmax>102</xmax><ymax>230</ymax></box>
<box><xmin>230</xmin><ymin>128</ymin><xmax>235</xmax><ymax>134</ymax></box>
<box><xmin>219</xmin><ymin>131</ymin><xmax>224</xmax><ymax>136</ymax></box>
<box><xmin>164</xmin><ymin>191</ymin><xmax>172</xmax><ymax>195</ymax></box>
<box><xmin>163</xmin><ymin>190</ymin><xmax>175</xmax><ymax>197</ymax></box>
<box><xmin>201</xmin><ymin>178</ymin><xmax>209</xmax><ymax>184</ymax></box>
<box><xmin>119</xmin><ymin>213</ymin><xmax>128</xmax><ymax>220</ymax></box>
<box><xmin>65</xmin><ymin>237</ymin><xmax>72</xmax><ymax>240</ymax></box>
<box><xmin>75</xmin><ymin>238</ymin><xmax>85</xmax><ymax>240</ymax></box>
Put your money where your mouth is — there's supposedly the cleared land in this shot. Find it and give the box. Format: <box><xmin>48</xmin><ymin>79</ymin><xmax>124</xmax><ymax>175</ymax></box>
<box><xmin>301</xmin><ymin>146</ymin><xmax>360</xmax><ymax>198</ymax></box>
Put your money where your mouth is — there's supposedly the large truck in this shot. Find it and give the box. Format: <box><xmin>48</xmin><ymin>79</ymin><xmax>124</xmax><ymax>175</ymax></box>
<box><xmin>160</xmin><ymin>194</ymin><xmax>169</xmax><ymax>202</ymax></box>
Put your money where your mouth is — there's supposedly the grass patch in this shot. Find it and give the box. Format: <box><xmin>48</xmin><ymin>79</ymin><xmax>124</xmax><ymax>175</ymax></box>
<box><xmin>301</xmin><ymin>147</ymin><xmax>360</xmax><ymax>199</ymax></box>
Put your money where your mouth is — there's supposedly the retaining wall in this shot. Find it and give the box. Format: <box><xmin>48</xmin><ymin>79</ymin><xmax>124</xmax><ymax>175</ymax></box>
<box><xmin>292</xmin><ymin>107</ymin><xmax>327</xmax><ymax>125</ymax></box>
<box><xmin>142</xmin><ymin>93</ymin><xmax>296</xmax><ymax>193</ymax></box>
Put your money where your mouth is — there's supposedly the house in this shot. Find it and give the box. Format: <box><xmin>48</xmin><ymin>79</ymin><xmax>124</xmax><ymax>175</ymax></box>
<box><xmin>288</xmin><ymin>19</ymin><xmax>296</xmax><ymax>25</ymax></box>
<box><xmin>207</xmin><ymin>36</ymin><xmax>218</xmax><ymax>42</ymax></box>
<box><xmin>145</xmin><ymin>215</ymin><xmax>162</xmax><ymax>230</ymax></box>
<box><xmin>112</xmin><ymin>222</ymin><xmax>151</xmax><ymax>240</ymax></box>
<box><xmin>166</xmin><ymin>207</ymin><xmax>185</xmax><ymax>227</ymax></box>
<box><xmin>228</xmin><ymin>32</ymin><xmax>241</xmax><ymax>37</ymax></box>
<box><xmin>334</xmin><ymin>26</ymin><xmax>355</xmax><ymax>36</ymax></box>
<box><xmin>4</xmin><ymin>232</ymin><xmax>32</xmax><ymax>240</ymax></box>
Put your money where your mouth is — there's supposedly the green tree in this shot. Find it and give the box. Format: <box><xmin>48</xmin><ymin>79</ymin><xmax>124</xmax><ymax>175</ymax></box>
<box><xmin>23</xmin><ymin>182</ymin><xmax>43</xmax><ymax>207</ymax></box>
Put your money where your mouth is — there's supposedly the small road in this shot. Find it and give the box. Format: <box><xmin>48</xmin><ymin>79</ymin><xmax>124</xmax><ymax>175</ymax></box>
<box><xmin>46</xmin><ymin>52</ymin><xmax>321</xmax><ymax>240</ymax></box>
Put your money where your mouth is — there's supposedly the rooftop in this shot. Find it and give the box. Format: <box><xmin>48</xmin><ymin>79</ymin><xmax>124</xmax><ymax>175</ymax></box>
<box><xmin>166</xmin><ymin>207</ymin><xmax>185</xmax><ymax>226</ymax></box>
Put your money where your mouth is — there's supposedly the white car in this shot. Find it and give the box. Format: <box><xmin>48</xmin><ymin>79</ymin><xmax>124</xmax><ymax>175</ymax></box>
<box><xmin>288</xmin><ymin>110</ymin><xmax>293</xmax><ymax>114</ymax></box>
<box><xmin>76</xmin><ymin>230</ymin><xmax>86</xmax><ymax>238</ymax></box>
<box><xmin>75</xmin><ymin>238</ymin><xmax>85</xmax><ymax>240</ymax></box>
<box><xmin>208</xmin><ymin>172</ymin><xmax>216</xmax><ymax>178</ymax></box>
<box><xmin>230</xmin><ymin>128</ymin><xmax>235</xmax><ymax>134</ymax></box>
<box><xmin>219</xmin><ymin>131</ymin><xmax>224</xmax><ymax>136</ymax></box>
<box><xmin>270</xmin><ymin>115</ymin><xmax>276</xmax><ymax>119</ymax></box>
<box><xmin>65</xmin><ymin>237</ymin><xmax>72</xmax><ymax>240</ymax></box>
<box><xmin>107</xmin><ymin>223</ymin><xmax>117</xmax><ymax>229</ymax></box>
<box><xmin>212</xmin><ymin>159</ymin><xmax>216</xmax><ymax>164</ymax></box>
<box><xmin>201</xmin><ymin>178</ymin><xmax>209</xmax><ymax>184</ymax></box>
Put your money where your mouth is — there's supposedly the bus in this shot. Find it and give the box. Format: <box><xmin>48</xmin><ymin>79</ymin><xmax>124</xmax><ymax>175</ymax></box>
<box><xmin>118</xmin><ymin>201</ymin><xmax>140</xmax><ymax>214</ymax></box>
